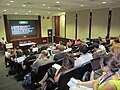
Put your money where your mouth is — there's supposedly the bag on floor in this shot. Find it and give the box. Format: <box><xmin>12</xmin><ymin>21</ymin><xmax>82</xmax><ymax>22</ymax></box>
<box><xmin>22</xmin><ymin>73</ymin><xmax>32</xmax><ymax>89</ymax></box>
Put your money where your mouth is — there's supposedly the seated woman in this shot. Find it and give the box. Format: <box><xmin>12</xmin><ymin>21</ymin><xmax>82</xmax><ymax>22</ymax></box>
<box><xmin>36</xmin><ymin>53</ymin><xmax>75</xmax><ymax>87</ymax></box>
<box><xmin>69</xmin><ymin>53</ymin><xmax>120</xmax><ymax>90</ymax></box>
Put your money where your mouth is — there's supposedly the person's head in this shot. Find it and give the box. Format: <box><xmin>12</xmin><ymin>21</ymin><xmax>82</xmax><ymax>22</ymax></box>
<box><xmin>39</xmin><ymin>50</ymin><xmax>49</xmax><ymax>59</ymax></box>
<box><xmin>2</xmin><ymin>37</ymin><xmax>4</xmax><ymax>40</ymax></box>
<box><xmin>100</xmin><ymin>53</ymin><xmax>119</xmax><ymax>73</ymax></box>
<box><xmin>7</xmin><ymin>49</ymin><xmax>11</xmax><ymax>53</ymax></box>
<box><xmin>23</xmin><ymin>49</ymin><xmax>30</xmax><ymax>56</ymax></box>
<box><xmin>79</xmin><ymin>45</ymin><xmax>88</xmax><ymax>54</ymax></box>
<box><xmin>58</xmin><ymin>45</ymin><xmax>65</xmax><ymax>51</ymax></box>
<box><xmin>61</xmin><ymin>53</ymin><xmax>74</xmax><ymax>71</ymax></box>
<box><xmin>110</xmin><ymin>43</ymin><xmax>120</xmax><ymax>60</ymax></box>
<box><xmin>92</xmin><ymin>43</ymin><xmax>99</xmax><ymax>51</ymax></box>
<box><xmin>16</xmin><ymin>50</ymin><xmax>23</xmax><ymax>57</ymax></box>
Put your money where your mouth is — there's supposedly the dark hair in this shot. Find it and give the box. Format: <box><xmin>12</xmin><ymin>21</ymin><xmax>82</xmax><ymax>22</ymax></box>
<box><xmin>101</xmin><ymin>53</ymin><xmax>119</xmax><ymax>72</ymax></box>
<box><xmin>61</xmin><ymin>53</ymin><xmax>74</xmax><ymax>72</ymax></box>
<box><xmin>92</xmin><ymin>43</ymin><xmax>99</xmax><ymax>49</ymax></box>
<box><xmin>79</xmin><ymin>45</ymin><xmax>88</xmax><ymax>54</ymax></box>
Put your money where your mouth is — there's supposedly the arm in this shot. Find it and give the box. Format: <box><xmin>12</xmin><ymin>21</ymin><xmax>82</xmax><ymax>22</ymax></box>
<box><xmin>77</xmin><ymin>79</ymin><xmax>97</xmax><ymax>87</ymax></box>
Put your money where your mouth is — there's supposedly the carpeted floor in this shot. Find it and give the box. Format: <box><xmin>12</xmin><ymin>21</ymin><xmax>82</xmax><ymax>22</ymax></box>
<box><xmin>0</xmin><ymin>43</ymin><xmax>53</xmax><ymax>90</ymax></box>
<box><xmin>0</xmin><ymin>50</ymin><xmax>25</xmax><ymax>90</ymax></box>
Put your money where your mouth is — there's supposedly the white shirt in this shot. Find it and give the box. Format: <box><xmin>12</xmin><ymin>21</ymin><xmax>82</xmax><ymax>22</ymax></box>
<box><xmin>99</xmin><ymin>44</ymin><xmax>106</xmax><ymax>52</ymax></box>
<box><xmin>75</xmin><ymin>53</ymin><xmax>93</xmax><ymax>67</ymax></box>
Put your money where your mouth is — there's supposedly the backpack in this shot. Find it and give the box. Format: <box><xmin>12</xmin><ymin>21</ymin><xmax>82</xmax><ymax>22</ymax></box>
<box><xmin>22</xmin><ymin>73</ymin><xmax>32</xmax><ymax>89</ymax></box>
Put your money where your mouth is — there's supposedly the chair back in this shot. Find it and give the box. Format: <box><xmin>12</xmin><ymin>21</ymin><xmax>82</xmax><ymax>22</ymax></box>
<box><xmin>57</xmin><ymin>62</ymin><xmax>92</xmax><ymax>90</ymax></box>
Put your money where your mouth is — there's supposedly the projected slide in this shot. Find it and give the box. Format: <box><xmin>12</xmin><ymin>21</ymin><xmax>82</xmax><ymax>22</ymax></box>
<box><xmin>9</xmin><ymin>20</ymin><xmax>37</xmax><ymax>36</ymax></box>
<box><xmin>11</xmin><ymin>25</ymin><xmax>34</xmax><ymax>35</ymax></box>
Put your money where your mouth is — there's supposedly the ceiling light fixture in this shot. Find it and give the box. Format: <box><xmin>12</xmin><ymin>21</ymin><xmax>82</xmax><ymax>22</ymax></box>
<box><xmin>10</xmin><ymin>1</ymin><xmax>14</xmax><ymax>3</ymax></box>
<box><xmin>22</xmin><ymin>5</ymin><xmax>26</xmax><ymax>7</ymax></box>
<box><xmin>48</xmin><ymin>7</ymin><xmax>50</xmax><ymax>9</ymax></box>
<box><xmin>15</xmin><ymin>12</ymin><xmax>18</xmax><ymax>14</ymax></box>
<box><xmin>102</xmin><ymin>2</ymin><xmax>106</xmax><ymax>4</ymax></box>
<box><xmin>29</xmin><ymin>11</ymin><xmax>31</xmax><ymax>13</ymax></box>
<box><xmin>4</xmin><ymin>10</ymin><xmax>7</xmax><ymax>11</ymax></box>
<box><xmin>81</xmin><ymin>5</ymin><xmax>84</xmax><ymax>6</ymax></box>
<box><xmin>58</xmin><ymin>8</ymin><xmax>60</xmax><ymax>9</ymax></box>
<box><xmin>48</xmin><ymin>12</ymin><xmax>50</xmax><ymax>13</ymax></box>
<box><xmin>36</xmin><ymin>13</ymin><xmax>38</xmax><ymax>15</ymax></box>
<box><xmin>56</xmin><ymin>1</ymin><xmax>60</xmax><ymax>4</ymax></box>
<box><xmin>42</xmin><ymin>4</ymin><xmax>46</xmax><ymax>6</ymax></box>
<box><xmin>7</xmin><ymin>3</ymin><xmax>10</xmax><ymax>5</ymax></box>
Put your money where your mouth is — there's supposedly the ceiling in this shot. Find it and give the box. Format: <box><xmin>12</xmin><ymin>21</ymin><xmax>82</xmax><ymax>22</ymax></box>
<box><xmin>0</xmin><ymin>0</ymin><xmax>120</xmax><ymax>16</ymax></box>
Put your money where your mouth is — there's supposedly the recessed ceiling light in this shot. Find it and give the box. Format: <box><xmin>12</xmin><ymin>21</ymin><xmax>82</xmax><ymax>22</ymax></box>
<box><xmin>48</xmin><ymin>7</ymin><xmax>50</xmax><ymax>9</ymax></box>
<box><xmin>7</xmin><ymin>3</ymin><xmax>10</xmax><ymax>5</ymax></box>
<box><xmin>81</xmin><ymin>5</ymin><xmax>84</xmax><ymax>6</ymax></box>
<box><xmin>22</xmin><ymin>5</ymin><xmax>26</xmax><ymax>7</ymax></box>
<box><xmin>15</xmin><ymin>12</ymin><xmax>18</xmax><ymax>14</ymax></box>
<box><xmin>29</xmin><ymin>11</ymin><xmax>31</xmax><ymax>13</ymax></box>
<box><xmin>36</xmin><ymin>13</ymin><xmax>38</xmax><ymax>15</ymax></box>
<box><xmin>58</xmin><ymin>8</ymin><xmax>60</xmax><ymax>9</ymax></box>
<box><xmin>48</xmin><ymin>12</ymin><xmax>50</xmax><ymax>13</ymax></box>
<box><xmin>56</xmin><ymin>1</ymin><xmax>60</xmax><ymax>4</ymax></box>
<box><xmin>42</xmin><ymin>4</ymin><xmax>46</xmax><ymax>6</ymax></box>
<box><xmin>4</xmin><ymin>10</ymin><xmax>7</xmax><ymax>11</ymax></box>
<box><xmin>102</xmin><ymin>2</ymin><xmax>106</xmax><ymax>4</ymax></box>
<box><xmin>10</xmin><ymin>1</ymin><xmax>14</xmax><ymax>3</ymax></box>
<box><xmin>26</xmin><ymin>13</ymin><xmax>28</xmax><ymax>14</ymax></box>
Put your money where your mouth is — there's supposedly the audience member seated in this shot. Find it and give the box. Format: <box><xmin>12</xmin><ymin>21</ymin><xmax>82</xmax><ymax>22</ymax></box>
<box><xmin>31</xmin><ymin>50</ymin><xmax>54</xmax><ymax>74</ymax></box>
<box><xmin>69</xmin><ymin>53</ymin><xmax>120</xmax><ymax>90</ymax></box>
<box><xmin>30</xmin><ymin>44</ymin><xmax>38</xmax><ymax>53</ymax></box>
<box><xmin>75</xmin><ymin>39</ymin><xmax>82</xmax><ymax>45</ymax></box>
<box><xmin>92</xmin><ymin>43</ymin><xmax>106</xmax><ymax>59</ymax></box>
<box><xmin>36</xmin><ymin>53</ymin><xmax>74</xmax><ymax>89</ymax></box>
<box><xmin>53</xmin><ymin>45</ymin><xmax>66</xmax><ymax>62</ymax></box>
<box><xmin>74</xmin><ymin>45</ymin><xmax>93</xmax><ymax>67</ymax></box>
<box><xmin>5</xmin><ymin>49</ymin><xmax>11</xmax><ymax>67</ymax></box>
<box><xmin>22</xmin><ymin>49</ymin><xmax>36</xmax><ymax>73</ymax></box>
<box><xmin>110</xmin><ymin>43</ymin><xmax>120</xmax><ymax>75</ymax></box>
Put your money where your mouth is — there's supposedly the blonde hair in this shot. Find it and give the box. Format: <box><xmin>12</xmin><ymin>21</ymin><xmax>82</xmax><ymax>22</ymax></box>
<box><xmin>110</xmin><ymin>43</ymin><xmax>120</xmax><ymax>60</ymax></box>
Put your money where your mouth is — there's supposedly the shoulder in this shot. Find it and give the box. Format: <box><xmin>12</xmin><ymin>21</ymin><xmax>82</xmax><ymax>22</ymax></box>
<box><xmin>102</xmin><ymin>82</ymin><xmax>117</xmax><ymax>90</ymax></box>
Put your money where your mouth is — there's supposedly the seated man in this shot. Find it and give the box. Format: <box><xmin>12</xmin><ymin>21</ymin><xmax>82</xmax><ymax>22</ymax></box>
<box><xmin>74</xmin><ymin>45</ymin><xmax>93</xmax><ymax>67</ymax></box>
<box><xmin>53</xmin><ymin>45</ymin><xmax>66</xmax><ymax>62</ymax></box>
<box><xmin>92</xmin><ymin>43</ymin><xmax>106</xmax><ymax>59</ymax></box>
<box><xmin>31</xmin><ymin>50</ymin><xmax>54</xmax><ymax>74</ymax></box>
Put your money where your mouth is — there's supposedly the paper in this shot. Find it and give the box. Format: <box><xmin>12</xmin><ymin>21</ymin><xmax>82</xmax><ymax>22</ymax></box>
<box><xmin>52</xmin><ymin>64</ymin><xmax>62</xmax><ymax>69</ymax></box>
<box><xmin>16</xmin><ymin>56</ymin><xmax>25</xmax><ymax>63</ymax></box>
<box><xmin>67</xmin><ymin>77</ymin><xmax>79</xmax><ymax>87</ymax></box>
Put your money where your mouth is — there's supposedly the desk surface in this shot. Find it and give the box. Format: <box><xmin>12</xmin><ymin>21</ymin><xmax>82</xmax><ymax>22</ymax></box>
<box><xmin>19</xmin><ymin>42</ymin><xmax>36</xmax><ymax>46</ymax></box>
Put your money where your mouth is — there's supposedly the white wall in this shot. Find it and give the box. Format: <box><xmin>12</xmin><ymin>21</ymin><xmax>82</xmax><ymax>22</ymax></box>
<box><xmin>66</xmin><ymin>11</ymin><xmax>76</xmax><ymax>39</ymax></box>
<box><xmin>60</xmin><ymin>15</ymin><xmax>65</xmax><ymax>38</ymax></box>
<box><xmin>41</xmin><ymin>16</ymin><xmax>53</xmax><ymax>37</ymax></box>
<box><xmin>110</xmin><ymin>8</ymin><xmax>120</xmax><ymax>37</ymax></box>
<box><xmin>91</xmin><ymin>8</ymin><xmax>109</xmax><ymax>38</ymax></box>
<box><xmin>77</xmin><ymin>10</ymin><xmax>90</xmax><ymax>39</ymax></box>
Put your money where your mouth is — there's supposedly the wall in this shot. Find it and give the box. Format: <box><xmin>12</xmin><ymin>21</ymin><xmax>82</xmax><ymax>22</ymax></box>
<box><xmin>66</xmin><ymin>11</ymin><xmax>76</xmax><ymax>39</ymax></box>
<box><xmin>60</xmin><ymin>15</ymin><xmax>65</xmax><ymax>38</ymax></box>
<box><xmin>0</xmin><ymin>14</ymin><xmax>6</xmax><ymax>42</ymax></box>
<box><xmin>110</xmin><ymin>8</ymin><xmax>120</xmax><ymax>37</ymax></box>
<box><xmin>41</xmin><ymin>16</ymin><xmax>53</xmax><ymax>37</ymax></box>
<box><xmin>77</xmin><ymin>10</ymin><xmax>90</xmax><ymax>39</ymax></box>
